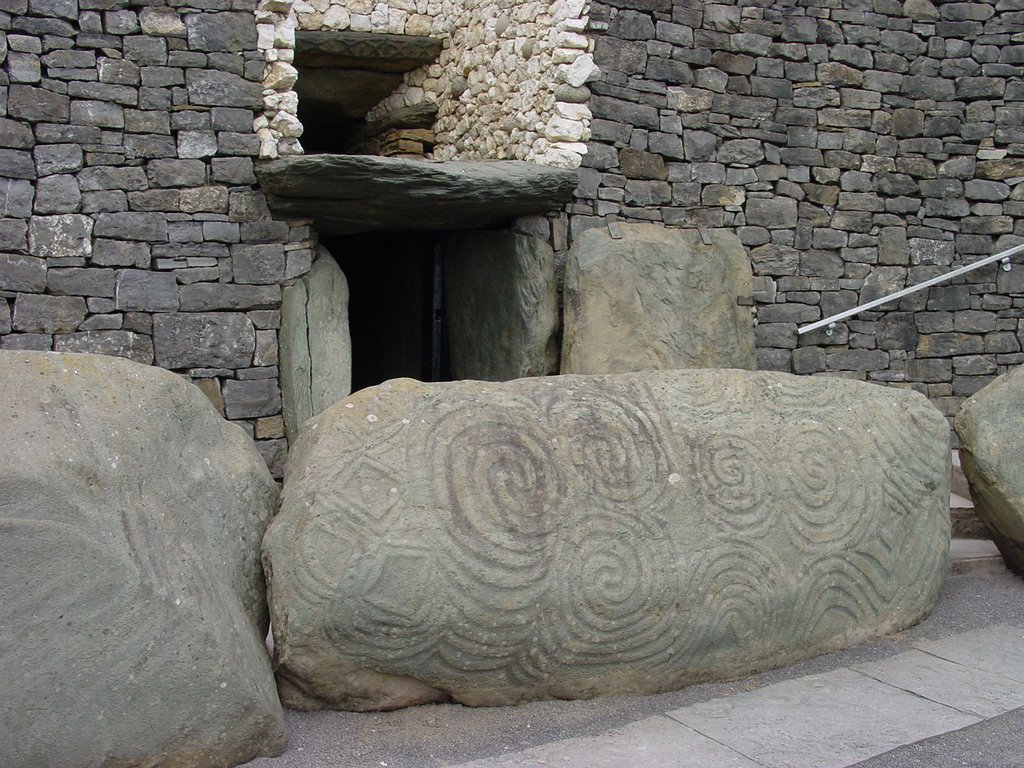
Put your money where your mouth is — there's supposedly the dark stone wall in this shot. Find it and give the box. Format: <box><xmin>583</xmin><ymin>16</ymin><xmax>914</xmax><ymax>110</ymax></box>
<box><xmin>575</xmin><ymin>0</ymin><xmax>1024</xmax><ymax>431</ymax></box>
<box><xmin>0</xmin><ymin>0</ymin><xmax>312</xmax><ymax>476</ymax></box>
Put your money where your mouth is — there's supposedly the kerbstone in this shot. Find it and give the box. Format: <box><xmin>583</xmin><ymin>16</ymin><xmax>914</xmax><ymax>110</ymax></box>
<box><xmin>956</xmin><ymin>366</ymin><xmax>1024</xmax><ymax>575</ymax></box>
<box><xmin>561</xmin><ymin>225</ymin><xmax>755</xmax><ymax>374</ymax></box>
<box><xmin>0</xmin><ymin>351</ymin><xmax>285</xmax><ymax>768</ymax></box>
<box><xmin>264</xmin><ymin>370</ymin><xmax>950</xmax><ymax>710</ymax></box>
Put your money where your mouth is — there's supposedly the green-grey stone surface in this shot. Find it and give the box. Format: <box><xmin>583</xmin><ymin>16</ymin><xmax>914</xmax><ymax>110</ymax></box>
<box><xmin>0</xmin><ymin>350</ymin><xmax>285</xmax><ymax>768</ymax></box>
<box><xmin>561</xmin><ymin>224</ymin><xmax>756</xmax><ymax>374</ymax></box>
<box><xmin>263</xmin><ymin>370</ymin><xmax>949</xmax><ymax>711</ymax></box>
<box><xmin>443</xmin><ymin>231</ymin><xmax>558</xmax><ymax>381</ymax></box>
<box><xmin>254</xmin><ymin>155</ymin><xmax>578</xmax><ymax>235</ymax></box>
<box><xmin>955</xmin><ymin>365</ymin><xmax>1024</xmax><ymax>575</ymax></box>
<box><xmin>280</xmin><ymin>249</ymin><xmax>352</xmax><ymax>444</ymax></box>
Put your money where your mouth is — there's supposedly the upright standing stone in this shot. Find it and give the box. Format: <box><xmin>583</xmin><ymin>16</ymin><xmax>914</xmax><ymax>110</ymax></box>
<box><xmin>443</xmin><ymin>230</ymin><xmax>558</xmax><ymax>381</ymax></box>
<box><xmin>561</xmin><ymin>224</ymin><xmax>756</xmax><ymax>374</ymax></box>
<box><xmin>280</xmin><ymin>248</ymin><xmax>351</xmax><ymax>444</ymax></box>
<box><xmin>0</xmin><ymin>351</ymin><xmax>285</xmax><ymax>768</ymax></box>
<box><xmin>955</xmin><ymin>366</ymin><xmax>1024</xmax><ymax>575</ymax></box>
<box><xmin>264</xmin><ymin>370</ymin><xmax>949</xmax><ymax>711</ymax></box>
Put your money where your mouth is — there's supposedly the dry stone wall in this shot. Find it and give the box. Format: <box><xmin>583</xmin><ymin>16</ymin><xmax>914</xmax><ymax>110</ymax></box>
<box><xmin>260</xmin><ymin>0</ymin><xmax>597</xmax><ymax>167</ymax></box>
<box><xmin>576</xmin><ymin>0</ymin><xmax>1024</xmax><ymax>430</ymax></box>
<box><xmin>0</xmin><ymin>0</ymin><xmax>314</xmax><ymax>477</ymax></box>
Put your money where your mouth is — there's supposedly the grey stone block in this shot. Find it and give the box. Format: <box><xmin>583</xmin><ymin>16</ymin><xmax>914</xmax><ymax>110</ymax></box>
<box><xmin>94</xmin><ymin>212</ymin><xmax>168</xmax><ymax>241</ymax></box>
<box><xmin>232</xmin><ymin>244</ymin><xmax>285</xmax><ymax>285</ymax></box>
<box><xmin>0</xmin><ymin>178</ymin><xmax>34</xmax><ymax>217</ymax></box>
<box><xmin>33</xmin><ymin>174</ymin><xmax>81</xmax><ymax>214</ymax></box>
<box><xmin>78</xmin><ymin>166</ymin><xmax>148</xmax><ymax>192</ymax></box>
<box><xmin>746</xmin><ymin>198</ymin><xmax>798</xmax><ymax>228</ymax></box>
<box><xmin>178</xmin><ymin>283</ymin><xmax>280</xmax><ymax>311</ymax></box>
<box><xmin>52</xmin><ymin>330</ymin><xmax>154</xmax><ymax>363</ymax></box>
<box><xmin>28</xmin><ymin>214</ymin><xmax>92</xmax><ymax>259</ymax></box>
<box><xmin>223</xmin><ymin>377</ymin><xmax>281</xmax><ymax>419</ymax></box>
<box><xmin>0</xmin><ymin>253</ymin><xmax>46</xmax><ymax>292</ymax></box>
<box><xmin>7</xmin><ymin>84</ymin><xmax>69</xmax><ymax>122</ymax></box>
<box><xmin>153</xmin><ymin>312</ymin><xmax>255</xmax><ymax>369</ymax></box>
<box><xmin>185</xmin><ymin>69</ymin><xmax>262</xmax><ymax>109</ymax></box>
<box><xmin>47</xmin><ymin>267</ymin><xmax>115</xmax><ymax>298</ymax></box>
<box><xmin>91</xmin><ymin>239</ymin><xmax>150</xmax><ymax>268</ymax></box>
<box><xmin>12</xmin><ymin>293</ymin><xmax>86</xmax><ymax>333</ymax></box>
<box><xmin>114</xmin><ymin>269</ymin><xmax>178</xmax><ymax>311</ymax></box>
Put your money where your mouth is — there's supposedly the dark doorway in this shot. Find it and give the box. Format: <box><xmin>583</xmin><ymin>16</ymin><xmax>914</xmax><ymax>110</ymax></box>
<box><xmin>328</xmin><ymin>232</ymin><xmax>450</xmax><ymax>393</ymax></box>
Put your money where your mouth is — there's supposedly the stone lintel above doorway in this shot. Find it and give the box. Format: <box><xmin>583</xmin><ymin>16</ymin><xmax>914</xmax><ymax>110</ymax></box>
<box><xmin>255</xmin><ymin>154</ymin><xmax>578</xmax><ymax>235</ymax></box>
<box><xmin>294</xmin><ymin>30</ymin><xmax>443</xmax><ymax>73</ymax></box>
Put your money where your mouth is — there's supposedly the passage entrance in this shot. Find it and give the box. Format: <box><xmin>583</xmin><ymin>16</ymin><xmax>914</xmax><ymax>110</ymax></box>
<box><xmin>327</xmin><ymin>232</ymin><xmax>450</xmax><ymax>393</ymax></box>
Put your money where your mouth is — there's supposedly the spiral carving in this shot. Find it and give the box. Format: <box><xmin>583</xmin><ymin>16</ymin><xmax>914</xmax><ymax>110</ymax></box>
<box><xmin>697</xmin><ymin>434</ymin><xmax>772</xmax><ymax>531</ymax></box>
<box><xmin>427</xmin><ymin>400</ymin><xmax>563</xmax><ymax>676</ymax></box>
<box><xmin>558</xmin><ymin>391</ymin><xmax>674</xmax><ymax>511</ymax></box>
<box><xmin>784</xmin><ymin>421</ymin><xmax>879</xmax><ymax>548</ymax></box>
<box><xmin>541</xmin><ymin>513</ymin><xmax>678</xmax><ymax>669</ymax></box>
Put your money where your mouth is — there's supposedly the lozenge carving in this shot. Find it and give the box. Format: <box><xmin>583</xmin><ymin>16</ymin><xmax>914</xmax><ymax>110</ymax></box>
<box><xmin>264</xmin><ymin>370</ymin><xmax>950</xmax><ymax>710</ymax></box>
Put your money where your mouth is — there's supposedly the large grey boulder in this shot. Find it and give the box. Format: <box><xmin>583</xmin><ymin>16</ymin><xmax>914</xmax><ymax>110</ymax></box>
<box><xmin>955</xmin><ymin>365</ymin><xmax>1024</xmax><ymax>575</ymax></box>
<box><xmin>0</xmin><ymin>351</ymin><xmax>286</xmax><ymax>767</ymax></box>
<box><xmin>561</xmin><ymin>224</ymin><xmax>756</xmax><ymax>374</ymax></box>
<box><xmin>264</xmin><ymin>370</ymin><xmax>949</xmax><ymax>711</ymax></box>
<box><xmin>443</xmin><ymin>230</ymin><xmax>558</xmax><ymax>381</ymax></box>
<box><xmin>280</xmin><ymin>248</ymin><xmax>352</xmax><ymax>444</ymax></box>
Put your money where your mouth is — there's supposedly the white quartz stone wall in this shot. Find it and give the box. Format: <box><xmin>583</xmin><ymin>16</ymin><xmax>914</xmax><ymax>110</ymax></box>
<box><xmin>256</xmin><ymin>0</ymin><xmax>597</xmax><ymax>168</ymax></box>
<box><xmin>256</xmin><ymin>0</ymin><xmax>303</xmax><ymax>159</ymax></box>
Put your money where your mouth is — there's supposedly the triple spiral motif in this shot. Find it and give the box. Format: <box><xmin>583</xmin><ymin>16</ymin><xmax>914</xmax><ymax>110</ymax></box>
<box><xmin>285</xmin><ymin>376</ymin><xmax>945</xmax><ymax>695</ymax></box>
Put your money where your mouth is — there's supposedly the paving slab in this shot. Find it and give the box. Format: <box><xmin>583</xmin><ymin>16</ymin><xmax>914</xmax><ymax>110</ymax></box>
<box><xmin>455</xmin><ymin>754</ymin><xmax>545</xmax><ymax>768</ymax></box>
<box><xmin>849</xmin><ymin>707</ymin><xmax>1024</xmax><ymax>768</ymax></box>
<box><xmin>517</xmin><ymin>715</ymin><xmax>760</xmax><ymax>768</ymax></box>
<box><xmin>664</xmin><ymin>668</ymin><xmax>979</xmax><ymax>768</ymax></box>
<box><xmin>854</xmin><ymin>648</ymin><xmax>1024</xmax><ymax>718</ymax></box>
<box><xmin>914</xmin><ymin>624</ymin><xmax>1024</xmax><ymax>684</ymax></box>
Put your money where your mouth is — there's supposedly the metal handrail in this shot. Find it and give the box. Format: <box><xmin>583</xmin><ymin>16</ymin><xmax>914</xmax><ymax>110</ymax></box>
<box><xmin>797</xmin><ymin>241</ymin><xmax>1024</xmax><ymax>336</ymax></box>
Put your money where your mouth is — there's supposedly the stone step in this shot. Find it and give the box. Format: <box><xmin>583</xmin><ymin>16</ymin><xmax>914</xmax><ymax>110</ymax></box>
<box><xmin>949</xmin><ymin>538</ymin><xmax>1007</xmax><ymax>576</ymax></box>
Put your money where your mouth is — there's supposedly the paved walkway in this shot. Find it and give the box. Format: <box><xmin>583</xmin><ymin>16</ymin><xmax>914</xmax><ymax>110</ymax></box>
<box><xmin>454</xmin><ymin>622</ymin><xmax>1024</xmax><ymax>768</ymax></box>
<box><xmin>250</xmin><ymin>544</ymin><xmax>1024</xmax><ymax>768</ymax></box>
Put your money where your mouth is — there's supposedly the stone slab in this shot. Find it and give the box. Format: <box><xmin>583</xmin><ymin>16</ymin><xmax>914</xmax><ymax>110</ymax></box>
<box><xmin>854</xmin><ymin>649</ymin><xmax>1024</xmax><ymax>718</ymax></box>
<box><xmin>279</xmin><ymin>249</ymin><xmax>351</xmax><ymax>444</ymax></box>
<box><xmin>913</xmin><ymin>625</ymin><xmax>1024</xmax><ymax>684</ymax></box>
<box><xmin>666</xmin><ymin>668</ymin><xmax>979</xmax><ymax>768</ymax></box>
<box><xmin>255</xmin><ymin>155</ymin><xmax>577</xmax><ymax>235</ymax></box>
<box><xmin>442</xmin><ymin>231</ymin><xmax>558</xmax><ymax>381</ymax></box>
<box><xmin>561</xmin><ymin>224</ymin><xmax>756</xmax><ymax>374</ymax></box>
<box><xmin>264</xmin><ymin>370</ymin><xmax>950</xmax><ymax>711</ymax></box>
<box><xmin>294</xmin><ymin>30</ymin><xmax>442</xmax><ymax>72</ymax></box>
<box><xmin>519</xmin><ymin>716</ymin><xmax>761</xmax><ymax>768</ymax></box>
